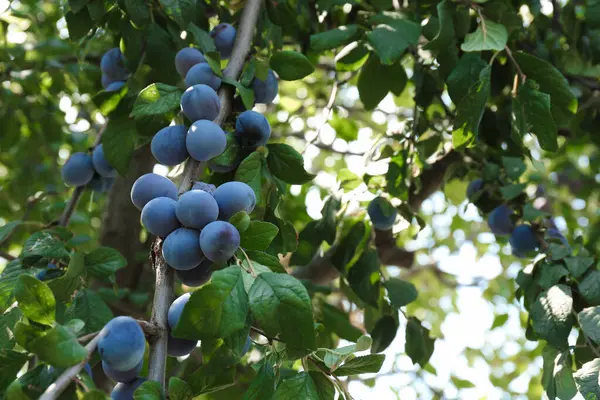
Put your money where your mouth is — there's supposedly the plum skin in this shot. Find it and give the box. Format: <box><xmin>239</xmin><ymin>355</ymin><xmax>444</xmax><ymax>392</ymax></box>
<box><xmin>235</xmin><ymin>110</ymin><xmax>271</xmax><ymax>148</ymax></box>
<box><xmin>141</xmin><ymin>197</ymin><xmax>181</xmax><ymax>238</ymax></box>
<box><xmin>180</xmin><ymin>84</ymin><xmax>221</xmax><ymax>122</ymax></box>
<box><xmin>92</xmin><ymin>144</ymin><xmax>117</xmax><ymax>178</ymax></box>
<box><xmin>97</xmin><ymin>316</ymin><xmax>146</xmax><ymax>371</ymax></box>
<box><xmin>186</xmin><ymin>120</ymin><xmax>227</xmax><ymax>161</ymax></box>
<box><xmin>213</xmin><ymin>181</ymin><xmax>257</xmax><ymax>220</ymax></box>
<box><xmin>192</xmin><ymin>181</ymin><xmax>216</xmax><ymax>195</ymax></box>
<box><xmin>487</xmin><ymin>205</ymin><xmax>514</xmax><ymax>236</ymax></box>
<box><xmin>199</xmin><ymin>221</ymin><xmax>241</xmax><ymax>264</ymax></box>
<box><xmin>111</xmin><ymin>377</ymin><xmax>147</xmax><ymax>400</ymax></box>
<box><xmin>466</xmin><ymin>179</ymin><xmax>483</xmax><ymax>200</ymax></box>
<box><xmin>367</xmin><ymin>197</ymin><xmax>397</xmax><ymax>230</ymax></box>
<box><xmin>176</xmin><ymin>190</ymin><xmax>219</xmax><ymax>229</ymax></box>
<box><xmin>252</xmin><ymin>69</ymin><xmax>278</xmax><ymax>104</ymax></box>
<box><xmin>210</xmin><ymin>23</ymin><xmax>237</xmax><ymax>59</ymax></box>
<box><xmin>509</xmin><ymin>224</ymin><xmax>539</xmax><ymax>257</ymax></box>
<box><xmin>185</xmin><ymin>63</ymin><xmax>222</xmax><ymax>91</ymax></box>
<box><xmin>102</xmin><ymin>359</ymin><xmax>143</xmax><ymax>383</ymax></box>
<box><xmin>175</xmin><ymin>259</ymin><xmax>213</xmax><ymax>287</ymax></box>
<box><xmin>167</xmin><ymin>293</ymin><xmax>198</xmax><ymax>357</ymax></box>
<box><xmin>151</xmin><ymin>125</ymin><xmax>189</xmax><ymax>166</ymax></box>
<box><xmin>130</xmin><ymin>173</ymin><xmax>178</xmax><ymax>210</ymax></box>
<box><xmin>162</xmin><ymin>228</ymin><xmax>205</xmax><ymax>270</ymax></box>
<box><xmin>101</xmin><ymin>48</ymin><xmax>128</xmax><ymax>81</ymax></box>
<box><xmin>175</xmin><ymin>47</ymin><xmax>206</xmax><ymax>78</ymax></box>
<box><xmin>62</xmin><ymin>152</ymin><xmax>95</xmax><ymax>187</ymax></box>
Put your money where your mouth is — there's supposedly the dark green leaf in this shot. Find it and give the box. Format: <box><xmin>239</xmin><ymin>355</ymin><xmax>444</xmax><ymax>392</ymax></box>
<box><xmin>574</xmin><ymin>358</ymin><xmax>600</xmax><ymax>399</ymax></box>
<box><xmin>134</xmin><ymin>380</ymin><xmax>164</xmax><ymax>400</ymax></box>
<box><xmin>157</xmin><ymin>0</ymin><xmax>195</xmax><ymax>28</ymax></box>
<box><xmin>331</xmin><ymin>222</ymin><xmax>366</xmax><ymax>272</ymax></box>
<box><xmin>310</xmin><ymin>25</ymin><xmax>361</xmax><ymax>51</ymax></box>
<box><xmin>347</xmin><ymin>250</ymin><xmax>381</xmax><ymax>307</ymax></box>
<box><xmin>0</xmin><ymin>307</ymin><xmax>22</xmax><ymax>350</ymax></box>
<box><xmin>0</xmin><ymin>260</ymin><xmax>26</xmax><ymax>312</ymax></box>
<box><xmin>531</xmin><ymin>284</ymin><xmax>574</xmax><ymax>348</ymax></box>
<box><xmin>240</xmin><ymin>221</ymin><xmax>279</xmax><ymax>251</ymax></box>
<box><xmin>230</xmin><ymin>212</ymin><xmax>251</xmax><ymax>233</ymax></box>
<box><xmin>131</xmin><ymin>83</ymin><xmax>183</xmax><ymax>119</ymax></box>
<box><xmin>452</xmin><ymin>66</ymin><xmax>491</xmax><ymax>149</ymax></box>
<box><xmin>514</xmin><ymin>79</ymin><xmax>558</xmax><ymax>152</ymax></box>
<box><xmin>267</xmin><ymin>143</ymin><xmax>315</xmax><ymax>185</ymax></box>
<box><xmin>102</xmin><ymin>116</ymin><xmax>138</xmax><ymax>176</ymax></box>
<box><xmin>69</xmin><ymin>0</ymin><xmax>90</xmax><ymax>13</ymax></box>
<box><xmin>319</xmin><ymin>302</ymin><xmax>362</xmax><ymax>342</ymax></box>
<box><xmin>28</xmin><ymin>324</ymin><xmax>87</xmax><ymax>368</ymax></box>
<box><xmin>335</xmin><ymin>354</ymin><xmax>385</xmax><ymax>376</ymax></box>
<box><xmin>168</xmin><ymin>377</ymin><xmax>193</xmax><ymax>400</ymax></box>
<box><xmin>366</xmin><ymin>18</ymin><xmax>420</xmax><ymax>64</ymax></box>
<box><xmin>308</xmin><ymin>372</ymin><xmax>335</xmax><ymax>400</ymax></box>
<box><xmin>0</xmin><ymin>350</ymin><xmax>29</xmax><ymax>393</ymax></box>
<box><xmin>564</xmin><ymin>256</ymin><xmax>594</xmax><ymax>279</ymax></box>
<box><xmin>502</xmin><ymin>157</ymin><xmax>526</xmax><ymax>180</ymax></box>
<box><xmin>65</xmin><ymin>9</ymin><xmax>94</xmax><ymax>40</ymax></box>
<box><xmin>578</xmin><ymin>306</ymin><xmax>600</xmax><ymax>343</ymax></box>
<box><xmin>245</xmin><ymin>250</ymin><xmax>287</xmax><ymax>274</ymax></box>
<box><xmin>370</xmin><ymin>315</ymin><xmax>398</xmax><ymax>353</ymax></box>
<box><xmin>235</xmin><ymin>152</ymin><xmax>264</xmax><ymax>205</ymax></box>
<box><xmin>22</xmin><ymin>232</ymin><xmax>69</xmax><ymax>263</ymax></box>
<box><xmin>405</xmin><ymin>317</ymin><xmax>435</xmax><ymax>367</ymax></box>
<box><xmin>461</xmin><ymin>20</ymin><xmax>507</xmax><ymax>51</ymax></box>
<box><xmin>537</xmin><ymin>264</ymin><xmax>568</xmax><ymax>289</ymax></box>
<box><xmin>186</xmin><ymin>364</ymin><xmax>236</xmax><ymax>395</ymax></box>
<box><xmin>64</xmin><ymin>289</ymin><xmax>113</xmax><ymax>335</ymax></box>
<box><xmin>384</xmin><ymin>278</ymin><xmax>418</xmax><ymax>308</ymax></box>
<box><xmin>357</xmin><ymin>54</ymin><xmax>407</xmax><ymax>110</ymax></box>
<box><xmin>500</xmin><ymin>183</ymin><xmax>527</xmax><ymax>200</ymax></box>
<box><xmin>270</xmin><ymin>51</ymin><xmax>315</xmax><ymax>81</ymax></box>
<box><xmin>14</xmin><ymin>275</ymin><xmax>55</xmax><ymax>326</ymax></box>
<box><xmin>84</xmin><ymin>247</ymin><xmax>127</xmax><ymax>279</ymax></box>
<box><xmin>124</xmin><ymin>0</ymin><xmax>151</xmax><ymax>26</ymax></box>
<box><xmin>522</xmin><ymin>204</ymin><xmax>551</xmax><ymax>222</ymax></box>
<box><xmin>447</xmin><ymin>53</ymin><xmax>487</xmax><ymax>104</ymax></box>
<box><xmin>47</xmin><ymin>252</ymin><xmax>85</xmax><ymax>302</ymax></box>
<box><xmin>186</xmin><ymin>23</ymin><xmax>216</xmax><ymax>53</ymax></box>
<box><xmin>273</xmin><ymin>372</ymin><xmax>319</xmax><ymax>400</ymax></box>
<box><xmin>242</xmin><ymin>363</ymin><xmax>276</xmax><ymax>400</ymax></box>
<box><xmin>0</xmin><ymin>221</ymin><xmax>22</xmax><ymax>245</ymax></box>
<box><xmin>423</xmin><ymin>1</ymin><xmax>455</xmax><ymax>52</ymax></box>
<box><xmin>579</xmin><ymin>270</ymin><xmax>600</xmax><ymax>305</ymax></box>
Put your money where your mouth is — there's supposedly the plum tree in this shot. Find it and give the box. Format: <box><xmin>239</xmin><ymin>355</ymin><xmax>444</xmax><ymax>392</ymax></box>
<box><xmin>130</xmin><ymin>173</ymin><xmax>178</xmax><ymax>210</ymax></box>
<box><xmin>199</xmin><ymin>221</ymin><xmax>240</xmax><ymax>264</ymax></box>
<box><xmin>210</xmin><ymin>23</ymin><xmax>236</xmax><ymax>59</ymax></box>
<box><xmin>101</xmin><ymin>48</ymin><xmax>128</xmax><ymax>81</ymax></box>
<box><xmin>111</xmin><ymin>378</ymin><xmax>147</xmax><ymax>400</ymax></box>
<box><xmin>234</xmin><ymin>110</ymin><xmax>271</xmax><ymax>148</ymax></box>
<box><xmin>162</xmin><ymin>228</ymin><xmax>204</xmax><ymax>270</ymax></box>
<box><xmin>185</xmin><ymin>62</ymin><xmax>222</xmax><ymax>90</ymax></box>
<box><xmin>61</xmin><ymin>152</ymin><xmax>95</xmax><ymax>186</ymax></box>
<box><xmin>102</xmin><ymin>359</ymin><xmax>143</xmax><ymax>383</ymax></box>
<box><xmin>175</xmin><ymin>190</ymin><xmax>219</xmax><ymax>229</ymax></box>
<box><xmin>186</xmin><ymin>120</ymin><xmax>227</xmax><ymax>161</ymax></box>
<box><xmin>175</xmin><ymin>47</ymin><xmax>206</xmax><ymax>77</ymax></box>
<box><xmin>180</xmin><ymin>84</ymin><xmax>220</xmax><ymax>122</ymax></box>
<box><xmin>509</xmin><ymin>225</ymin><xmax>539</xmax><ymax>257</ymax></box>
<box><xmin>367</xmin><ymin>197</ymin><xmax>397</xmax><ymax>230</ymax></box>
<box><xmin>175</xmin><ymin>259</ymin><xmax>213</xmax><ymax>287</ymax></box>
<box><xmin>141</xmin><ymin>197</ymin><xmax>180</xmax><ymax>238</ymax></box>
<box><xmin>97</xmin><ymin>316</ymin><xmax>146</xmax><ymax>371</ymax></box>
<box><xmin>213</xmin><ymin>181</ymin><xmax>256</xmax><ymax>220</ymax></box>
<box><xmin>487</xmin><ymin>205</ymin><xmax>515</xmax><ymax>236</ymax></box>
<box><xmin>167</xmin><ymin>293</ymin><xmax>198</xmax><ymax>357</ymax></box>
<box><xmin>151</xmin><ymin>125</ymin><xmax>189</xmax><ymax>166</ymax></box>
<box><xmin>252</xmin><ymin>69</ymin><xmax>278</xmax><ymax>104</ymax></box>
<box><xmin>92</xmin><ymin>144</ymin><xmax>116</xmax><ymax>178</ymax></box>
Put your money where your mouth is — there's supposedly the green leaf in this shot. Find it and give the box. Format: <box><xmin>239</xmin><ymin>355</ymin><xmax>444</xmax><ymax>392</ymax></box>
<box><xmin>537</xmin><ymin>264</ymin><xmax>569</xmax><ymax>289</ymax></box>
<box><xmin>405</xmin><ymin>317</ymin><xmax>435</xmax><ymax>367</ymax></box>
<box><xmin>310</xmin><ymin>25</ymin><xmax>361</xmax><ymax>51</ymax></box>
<box><xmin>84</xmin><ymin>247</ymin><xmax>127</xmax><ymax>279</ymax></box>
<box><xmin>65</xmin><ymin>8</ymin><xmax>94</xmax><ymax>40</ymax></box>
<box><xmin>513</xmin><ymin>79</ymin><xmax>558</xmax><ymax>152</ymax></box>
<box><xmin>491</xmin><ymin>313</ymin><xmax>509</xmax><ymax>329</ymax></box>
<box><xmin>131</xmin><ymin>83</ymin><xmax>183</xmax><ymax>119</ymax></box>
<box><xmin>308</xmin><ymin>372</ymin><xmax>335</xmax><ymax>400</ymax></box>
<box><xmin>47</xmin><ymin>252</ymin><xmax>85</xmax><ymax>302</ymax></box>
<box><xmin>366</xmin><ymin>18</ymin><xmax>420</xmax><ymax>64</ymax></box>
<box><xmin>319</xmin><ymin>302</ymin><xmax>362</xmax><ymax>342</ymax></box>
<box><xmin>157</xmin><ymin>0</ymin><xmax>195</xmax><ymax>28</ymax></box>
<box><xmin>186</xmin><ymin>364</ymin><xmax>236</xmax><ymax>395</ymax></box>
<box><xmin>174</xmin><ymin>266</ymin><xmax>249</xmax><ymax>340</ymax></box>
<box><xmin>522</xmin><ymin>204</ymin><xmax>551</xmax><ymax>222</ymax></box>
<box><xmin>579</xmin><ymin>270</ymin><xmax>600</xmax><ymax>305</ymax></box>
<box><xmin>230</xmin><ymin>212</ymin><xmax>251</xmax><ymax>233</ymax></box>
<box><xmin>452</xmin><ymin>66</ymin><xmax>491</xmax><ymax>149</ymax></box>
<box><xmin>338</xmin><ymin>168</ymin><xmax>361</xmax><ymax>192</ymax></box>
<box><xmin>134</xmin><ymin>380</ymin><xmax>164</xmax><ymax>400</ymax></box>
<box><xmin>168</xmin><ymin>377</ymin><xmax>193</xmax><ymax>400</ymax></box>
<box><xmin>267</xmin><ymin>143</ymin><xmax>315</xmax><ymax>184</ymax></box>
<box><xmin>423</xmin><ymin>1</ymin><xmax>455</xmax><ymax>52</ymax></box>
<box><xmin>500</xmin><ymin>183</ymin><xmax>526</xmax><ymax>200</ymax></box>
<box><xmin>270</xmin><ymin>51</ymin><xmax>315</xmax><ymax>81</ymax></box>
<box><xmin>235</xmin><ymin>152</ymin><xmax>264</xmax><ymax>205</ymax></box>
<box><xmin>186</xmin><ymin>23</ymin><xmax>216</xmax><ymax>53</ymax></box>
<box><xmin>531</xmin><ymin>284</ymin><xmax>574</xmax><ymax>348</ymax></box>
<box><xmin>69</xmin><ymin>0</ymin><xmax>90</xmax><ymax>13</ymax></box>
<box><xmin>357</xmin><ymin>54</ymin><xmax>408</xmax><ymax>110</ymax></box>
<box><xmin>370</xmin><ymin>315</ymin><xmax>398</xmax><ymax>353</ymax></box>
<box><xmin>273</xmin><ymin>372</ymin><xmax>319</xmax><ymax>400</ymax></box>
<box><xmin>513</xmin><ymin>52</ymin><xmax>578</xmax><ymax>126</ymax></box>
<box><xmin>331</xmin><ymin>222</ymin><xmax>367</xmax><ymax>272</ymax></box>
<box><xmin>83</xmin><ymin>389</ymin><xmax>108</xmax><ymax>400</ymax></box>
<box><xmin>447</xmin><ymin>53</ymin><xmax>488</xmax><ymax>104</ymax></box>
<box><xmin>461</xmin><ymin>20</ymin><xmax>507</xmax><ymax>51</ymax></box>
<box><xmin>221</xmin><ymin>77</ymin><xmax>255</xmax><ymax>110</ymax></box>
<box><xmin>384</xmin><ymin>278</ymin><xmax>418</xmax><ymax>308</ymax></box>
<box><xmin>564</xmin><ymin>256</ymin><xmax>594</xmax><ymax>279</ymax></box>
<box><xmin>347</xmin><ymin>250</ymin><xmax>381</xmax><ymax>307</ymax></box>
<box><xmin>0</xmin><ymin>307</ymin><xmax>22</xmax><ymax>350</ymax></box>
<box><xmin>0</xmin><ymin>260</ymin><xmax>26</xmax><ymax>312</ymax></box>
<box><xmin>574</xmin><ymin>358</ymin><xmax>600</xmax><ymax>399</ymax></box>
<box><xmin>14</xmin><ymin>275</ymin><xmax>55</xmax><ymax>326</ymax></box>
<box><xmin>240</xmin><ymin>221</ymin><xmax>279</xmax><ymax>251</ymax></box>
<box><xmin>22</xmin><ymin>232</ymin><xmax>69</xmax><ymax>263</ymax></box>
<box><xmin>124</xmin><ymin>0</ymin><xmax>151</xmax><ymax>26</ymax></box>
<box><xmin>249</xmin><ymin>273</ymin><xmax>316</xmax><ymax>357</ymax></box>
<box><xmin>335</xmin><ymin>354</ymin><xmax>385</xmax><ymax>376</ymax></box>
<box><xmin>64</xmin><ymin>289</ymin><xmax>113</xmax><ymax>335</ymax></box>
<box><xmin>102</xmin><ymin>115</ymin><xmax>137</xmax><ymax>176</ymax></box>
<box><xmin>579</xmin><ymin>307</ymin><xmax>600</xmax><ymax>343</ymax></box>
<box><xmin>0</xmin><ymin>350</ymin><xmax>29</xmax><ymax>393</ymax></box>
<box><xmin>0</xmin><ymin>220</ymin><xmax>22</xmax><ymax>244</ymax></box>
<box><xmin>502</xmin><ymin>157</ymin><xmax>526</xmax><ymax>180</ymax></box>
<box><xmin>245</xmin><ymin>250</ymin><xmax>287</xmax><ymax>274</ymax></box>
<box><xmin>28</xmin><ymin>324</ymin><xmax>87</xmax><ymax>368</ymax></box>
<box><xmin>242</xmin><ymin>363</ymin><xmax>276</xmax><ymax>400</ymax></box>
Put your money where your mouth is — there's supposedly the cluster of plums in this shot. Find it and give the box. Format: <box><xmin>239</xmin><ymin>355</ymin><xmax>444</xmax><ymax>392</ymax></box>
<box><xmin>367</xmin><ymin>196</ymin><xmax>398</xmax><ymax>231</ymax></box>
<box><xmin>61</xmin><ymin>144</ymin><xmax>115</xmax><ymax>192</ymax></box>
<box><xmin>101</xmin><ymin>48</ymin><xmax>129</xmax><ymax>92</ymax></box>
<box><xmin>467</xmin><ymin>179</ymin><xmax>568</xmax><ymax>257</ymax></box>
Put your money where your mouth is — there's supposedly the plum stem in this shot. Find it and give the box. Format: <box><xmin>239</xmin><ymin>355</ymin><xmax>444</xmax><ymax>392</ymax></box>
<box><xmin>238</xmin><ymin>247</ymin><xmax>256</xmax><ymax>278</ymax></box>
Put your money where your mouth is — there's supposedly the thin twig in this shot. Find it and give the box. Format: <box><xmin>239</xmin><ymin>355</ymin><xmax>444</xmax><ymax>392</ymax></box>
<box><xmin>250</xmin><ymin>326</ymin><xmax>283</xmax><ymax>342</ymax></box>
<box><xmin>504</xmin><ymin>46</ymin><xmax>526</xmax><ymax>87</ymax></box>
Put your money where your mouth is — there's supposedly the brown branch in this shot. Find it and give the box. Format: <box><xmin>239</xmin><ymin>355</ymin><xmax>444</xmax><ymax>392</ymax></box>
<box><xmin>407</xmin><ymin>150</ymin><xmax>461</xmax><ymax>210</ymax></box>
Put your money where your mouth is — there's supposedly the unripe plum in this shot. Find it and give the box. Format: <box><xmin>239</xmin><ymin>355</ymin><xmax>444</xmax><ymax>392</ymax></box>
<box><xmin>367</xmin><ymin>197</ymin><xmax>397</xmax><ymax>230</ymax></box>
<box><xmin>185</xmin><ymin>63</ymin><xmax>222</xmax><ymax>91</ymax></box>
<box><xmin>92</xmin><ymin>144</ymin><xmax>117</xmax><ymax>178</ymax></box>
<box><xmin>235</xmin><ymin>110</ymin><xmax>271</xmax><ymax>148</ymax></box>
<box><xmin>141</xmin><ymin>197</ymin><xmax>180</xmax><ymax>238</ymax></box>
<box><xmin>176</xmin><ymin>190</ymin><xmax>219</xmax><ymax>229</ymax></box>
<box><xmin>213</xmin><ymin>181</ymin><xmax>256</xmax><ymax>220</ymax></box>
<box><xmin>102</xmin><ymin>359</ymin><xmax>143</xmax><ymax>383</ymax></box>
<box><xmin>101</xmin><ymin>48</ymin><xmax>128</xmax><ymax>81</ymax></box>
<box><xmin>62</xmin><ymin>152</ymin><xmax>95</xmax><ymax>187</ymax></box>
<box><xmin>151</xmin><ymin>125</ymin><xmax>189</xmax><ymax>166</ymax></box>
<box><xmin>252</xmin><ymin>69</ymin><xmax>278</xmax><ymax>104</ymax></box>
<box><xmin>487</xmin><ymin>205</ymin><xmax>514</xmax><ymax>236</ymax></box>
<box><xmin>167</xmin><ymin>293</ymin><xmax>198</xmax><ymax>357</ymax></box>
<box><xmin>199</xmin><ymin>221</ymin><xmax>240</xmax><ymax>264</ymax></box>
<box><xmin>186</xmin><ymin>120</ymin><xmax>227</xmax><ymax>161</ymax></box>
<box><xmin>192</xmin><ymin>181</ymin><xmax>216</xmax><ymax>195</ymax></box>
<box><xmin>210</xmin><ymin>23</ymin><xmax>236</xmax><ymax>59</ymax></box>
<box><xmin>111</xmin><ymin>377</ymin><xmax>146</xmax><ymax>400</ymax></box>
<box><xmin>162</xmin><ymin>228</ymin><xmax>205</xmax><ymax>270</ymax></box>
<box><xmin>175</xmin><ymin>259</ymin><xmax>213</xmax><ymax>287</ymax></box>
<box><xmin>509</xmin><ymin>224</ymin><xmax>539</xmax><ymax>257</ymax></box>
<box><xmin>130</xmin><ymin>173</ymin><xmax>178</xmax><ymax>210</ymax></box>
<box><xmin>175</xmin><ymin>47</ymin><xmax>206</xmax><ymax>78</ymax></box>
<box><xmin>180</xmin><ymin>84</ymin><xmax>220</xmax><ymax>122</ymax></box>
<box><xmin>97</xmin><ymin>316</ymin><xmax>146</xmax><ymax>371</ymax></box>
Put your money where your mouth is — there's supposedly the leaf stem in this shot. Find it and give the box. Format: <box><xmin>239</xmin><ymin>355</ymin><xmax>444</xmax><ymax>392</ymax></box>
<box><xmin>239</xmin><ymin>247</ymin><xmax>257</xmax><ymax>278</ymax></box>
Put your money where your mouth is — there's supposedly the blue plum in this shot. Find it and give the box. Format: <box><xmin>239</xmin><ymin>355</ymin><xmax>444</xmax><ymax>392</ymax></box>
<box><xmin>111</xmin><ymin>377</ymin><xmax>146</xmax><ymax>400</ymax></box>
<box><xmin>186</xmin><ymin>120</ymin><xmax>227</xmax><ymax>161</ymax></box>
<box><xmin>151</xmin><ymin>125</ymin><xmax>189</xmax><ymax>166</ymax></box>
<box><xmin>208</xmin><ymin>132</ymin><xmax>241</xmax><ymax>173</ymax></box>
<box><xmin>36</xmin><ymin>263</ymin><xmax>63</xmax><ymax>281</ymax></box>
<box><xmin>175</xmin><ymin>47</ymin><xmax>206</xmax><ymax>78</ymax></box>
<box><xmin>210</xmin><ymin>23</ymin><xmax>237</xmax><ymax>59</ymax></box>
<box><xmin>130</xmin><ymin>173</ymin><xmax>178</xmax><ymax>210</ymax></box>
<box><xmin>213</xmin><ymin>181</ymin><xmax>256</xmax><ymax>220</ymax></box>
<box><xmin>252</xmin><ymin>69</ymin><xmax>278</xmax><ymax>104</ymax></box>
<box><xmin>192</xmin><ymin>181</ymin><xmax>216</xmax><ymax>195</ymax></box>
<box><xmin>106</xmin><ymin>81</ymin><xmax>126</xmax><ymax>92</ymax></box>
<box><xmin>487</xmin><ymin>205</ymin><xmax>514</xmax><ymax>236</ymax></box>
<box><xmin>180</xmin><ymin>84</ymin><xmax>220</xmax><ymax>122</ymax></box>
<box><xmin>241</xmin><ymin>336</ymin><xmax>251</xmax><ymax>356</ymax></box>
<box><xmin>97</xmin><ymin>316</ymin><xmax>146</xmax><ymax>371</ymax></box>
<box><xmin>185</xmin><ymin>63</ymin><xmax>222</xmax><ymax>90</ymax></box>
<box><xmin>176</xmin><ymin>190</ymin><xmax>219</xmax><ymax>229</ymax></box>
<box><xmin>466</xmin><ymin>179</ymin><xmax>483</xmax><ymax>200</ymax></box>
<box><xmin>62</xmin><ymin>152</ymin><xmax>95</xmax><ymax>187</ymax></box>
<box><xmin>92</xmin><ymin>144</ymin><xmax>117</xmax><ymax>178</ymax></box>
<box><xmin>199</xmin><ymin>221</ymin><xmax>240</xmax><ymax>264</ymax></box>
<box><xmin>175</xmin><ymin>259</ymin><xmax>213</xmax><ymax>287</ymax></box>
<box><xmin>101</xmin><ymin>48</ymin><xmax>128</xmax><ymax>81</ymax></box>
<box><xmin>102</xmin><ymin>359</ymin><xmax>142</xmax><ymax>383</ymax></box>
<box><xmin>234</xmin><ymin>110</ymin><xmax>271</xmax><ymax>148</ymax></box>
<box><xmin>167</xmin><ymin>293</ymin><xmax>198</xmax><ymax>357</ymax></box>
<box><xmin>546</xmin><ymin>228</ymin><xmax>568</xmax><ymax>246</ymax></box>
<box><xmin>84</xmin><ymin>363</ymin><xmax>93</xmax><ymax>378</ymax></box>
<box><xmin>367</xmin><ymin>197</ymin><xmax>397</xmax><ymax>230</ymax></box>
<box><xmin>509</xmin><ymin>225</ymin><xmax>539</xmax><ymax>257</ymax></box>
<box><xmin>141</xmin><ymin>197</ymin><xmax>180</xmax><ymax>238</ymax></box>
<box><xmin>162</xmin><ymin>228</ymin><xmax>205</xmax><ymax>270</ymax></box>
<box><xmin>87</xmin><ymin>174</ymin><xmax>115</xmax><ymax>193</ymax></box>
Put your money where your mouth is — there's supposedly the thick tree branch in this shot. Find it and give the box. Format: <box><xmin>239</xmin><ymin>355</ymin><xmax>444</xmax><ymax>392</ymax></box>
<box><xmin>407</xmin><ymin>150</ymin><xmax>461</xmax><ymax>210</ymax></box>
